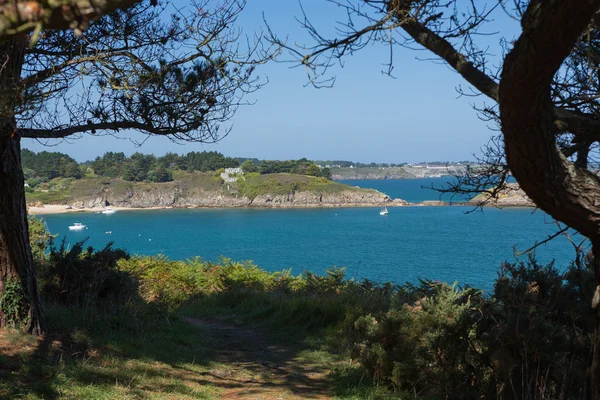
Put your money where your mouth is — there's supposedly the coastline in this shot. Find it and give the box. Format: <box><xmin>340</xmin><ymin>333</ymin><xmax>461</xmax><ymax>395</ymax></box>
<box><xmin>27</xmin><ymin>200</ymin><xmax>535</xmax><ymax>215</ymax></box>
<box><xmin>27</xmin><ymin>205</ymin><xmax>174</xmax><ymax>215</ymax></box>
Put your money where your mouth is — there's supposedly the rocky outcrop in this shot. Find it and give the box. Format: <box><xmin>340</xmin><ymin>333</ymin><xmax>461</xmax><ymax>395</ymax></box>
<box><xmin>415</xmin><ymin>200</ymin><xmax>448</xmax><ymax>206</ymax></box>
<box><xmin>250</xmin><ymin>190</ymin><xmax>392</xmax><ymax>207</ymax></box>
<box><xmin>68</xmin><ymin>184</ymin><xmax>393</xmax><ymax>209</ymax></box>
<box><xmin>467</xmin><ymin>183</ymin><xmax>534</xmax><ymax>207</ymax></box>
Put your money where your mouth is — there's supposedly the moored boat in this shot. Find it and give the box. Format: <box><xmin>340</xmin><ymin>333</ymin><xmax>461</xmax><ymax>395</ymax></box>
<box><xmin>68</xmin><ymin>222</ymin><xmax>87</xmax><ymax>231</ymax></box>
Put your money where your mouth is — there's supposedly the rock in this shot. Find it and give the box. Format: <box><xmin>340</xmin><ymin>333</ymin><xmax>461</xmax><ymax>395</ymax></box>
<box><xmin>416</xmin><ymin>200</ymin><xmax>448</xmax><ymax>206</ymax></box>
<box><xmin>468</xmin><ymin>183</ymin><xmax>534</xmax><ymax>207</ymax></box>
<box><xmin>392</xmin><ymin>198</ymin><xmax>411</xmax><ymax>206</ymax></box>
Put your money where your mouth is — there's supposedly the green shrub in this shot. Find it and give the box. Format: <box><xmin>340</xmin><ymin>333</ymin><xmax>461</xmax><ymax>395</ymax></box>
<box><xmin>348</xmin><ymin>257</ymin><xmax>594</xmax><ymax>400</ymax></box>
<box><xmin>118</xmin><ymin>255</ymin><xmax>205</xmax><ymax>308</ymax></box>
<box><xmin>351</xmin><ymin>282</ymin><xmax>485</xmax><ymax>399</ymax></box>
<box><xmin>28</xmin><ymin>216</ymin><xmax>56</xmax><ymax>265</ymax></box>
<box><xmin>480</xmin><ymin>256</ymin><xmax>593</xmax><ymax>399</ymax></box>
<box><xmin>0</xmin><ymin>278</ymin><xmax>29</xmax><ymax>329</ymax></box>
<box><xmin>41</xmin><ymin>239</ymin><xmax>136</xmax><ymax>308</ymax></box>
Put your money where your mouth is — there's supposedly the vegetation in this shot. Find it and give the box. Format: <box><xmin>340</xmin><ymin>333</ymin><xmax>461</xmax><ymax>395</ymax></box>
<box><xmin>257</xmin><ymin>158</ymin><xmax>331</xmax><ymax>178</ymax></box>
<box><xmin>23</xmin><ymin>170</ymin><xmax>360</xmax><ymax>206</ymax></box>
<box><xmin>23</xmin><ymin>149</ymin><xmax>332</xmax><ymax>187</ymax></box>
<box><xmin>0</xmin><ymin>218</ymin><xmax>591</xmax><ymax>399</ymax></box>
<box><xmin>237</xmin><ymin>172</ymin><xmax>361</xmax><ymax>200</ymax></box>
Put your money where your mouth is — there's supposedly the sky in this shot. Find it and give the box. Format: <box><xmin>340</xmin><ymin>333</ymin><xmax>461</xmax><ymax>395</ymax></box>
<box><xmin>23</xmin><ymin>0</ymin><xmax>520</xmax><ymax>164</ymax></box>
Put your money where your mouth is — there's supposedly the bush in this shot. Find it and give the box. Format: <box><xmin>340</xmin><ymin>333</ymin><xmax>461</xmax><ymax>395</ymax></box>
<box><xmin>40</xmin><ymin>239</ymin><xmax>136</xmax><ymax>308</ymax></box>
<box><xmin>480</xmin><ymin>256</ymin><xmax>593</xmax><ymax>399</ymax></box>
<box><xmin>28</xmin><ymin>216</ymin><xmax>56</xmax><ymax>265</ymax></box>
<box><xmin>351</xmin><ymin>282</ymin><xmax>485</xmax><ymax>399</ymax></box>
<box><xmin>349</xmin><ymin>257</ymin><xmax>594</xmax><ymax>399</ymax></box>
<box><xmin>118</xmin><ymin>255</ymin><xmax>204</xmax><ymax>308</ymax></box>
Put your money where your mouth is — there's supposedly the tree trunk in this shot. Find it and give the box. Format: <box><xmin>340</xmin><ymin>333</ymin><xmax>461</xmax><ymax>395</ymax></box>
<box><xmin>0</xmin><ymin>129</ymin><xmax>44</xmax><ymax>334</ymax></box>
<box><xmin>0</xmin><ymin>37</ymin><xmax>44</xmax><ymax>334</ymax></box>
<box><xmin>498</xmin><ymin>1</ymin><xmax>600</xmax><ymax>398</ymax></box>
<box><xmin>592</xmin><ymin>243</ymin><xmax>600</xmax><ymax>400</ymax></box>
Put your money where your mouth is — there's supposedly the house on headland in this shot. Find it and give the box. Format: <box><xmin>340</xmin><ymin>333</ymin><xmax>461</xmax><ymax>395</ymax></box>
<box><xmin>220</xmin><ymin>167</ymin><xmax>244</xmax><ymax>182</ymax></box>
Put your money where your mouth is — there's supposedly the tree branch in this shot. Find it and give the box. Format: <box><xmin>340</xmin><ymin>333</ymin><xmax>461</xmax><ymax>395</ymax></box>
<box><xmin>499</xmin><ymin>0</ymin><xmax>600</xmax><ymax>240</ymax></box>
<box><xmin>19</xmin><ymin>120</ymin><xmax>191</xmax><ymax>138</ymax></box>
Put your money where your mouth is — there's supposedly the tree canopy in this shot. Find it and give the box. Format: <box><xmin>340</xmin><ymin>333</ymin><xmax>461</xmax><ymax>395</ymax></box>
<box><xmin>22</xmin><ymin>149</ymin><xmax>334</xmax><ymax>183</ymax></box>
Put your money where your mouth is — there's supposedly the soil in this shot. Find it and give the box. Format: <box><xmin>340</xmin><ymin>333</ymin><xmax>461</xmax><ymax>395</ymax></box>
<box><xmin>184</xmin><ymin>317</ymin><xmax>332</xmax><ymax>400</ymax></box>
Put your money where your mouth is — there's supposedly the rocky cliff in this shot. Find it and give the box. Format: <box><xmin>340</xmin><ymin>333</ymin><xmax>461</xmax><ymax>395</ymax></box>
<box><xmin>67</xmin><ymin>180</ymin><xmax>393</xmax><ymax>209</ymax></box>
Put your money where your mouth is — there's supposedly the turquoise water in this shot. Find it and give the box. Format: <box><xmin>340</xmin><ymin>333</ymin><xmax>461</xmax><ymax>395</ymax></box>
<box><xmin>40</xmin><ymin>180</ymin><xmax>582</xmax><ymax>290</ymax></box>
<box><xmin>339</xmin><ymin>178</ymin><xmax>468</xmax><ymax>203</ymax></box>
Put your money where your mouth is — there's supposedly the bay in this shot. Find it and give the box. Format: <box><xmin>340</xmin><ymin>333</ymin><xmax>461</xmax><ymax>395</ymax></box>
<box><xmin>40</xmin><ymin>179</ymin><xmax>582</xmax><ymax>290</ymax></box>
<box><xmin>339</xmin><ymin>177</ymin><xmax>468</xmax><ymax>203</ymax></box>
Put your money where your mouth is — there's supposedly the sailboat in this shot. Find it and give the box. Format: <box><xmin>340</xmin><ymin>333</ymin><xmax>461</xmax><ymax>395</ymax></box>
<box><xmin>379</xmin><ymin>207</ymin><xmax>389</xmax><ymax>216</ymax></box>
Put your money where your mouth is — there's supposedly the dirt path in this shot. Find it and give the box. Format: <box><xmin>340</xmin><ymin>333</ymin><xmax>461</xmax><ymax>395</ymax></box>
<box><xmin>184</xmin><ymin>317</ymin><xmax>332</xmax><ymax>400</ymax></box>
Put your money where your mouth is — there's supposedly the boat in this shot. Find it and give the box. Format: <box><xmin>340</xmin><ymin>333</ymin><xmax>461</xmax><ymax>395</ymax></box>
<box><xmin>68</xmin><ymin>222</ymin><xmax>87</xmax><ymax>231</ymax></box>
<box><xmin>101</xmin><ymin>207</ymin><xmax>117</xmax><ymax>215</ymax></box>
<box><xmin>379</xmin><ymin>207</ymin><xmax>389</xmax><ymax>216</ymax></box>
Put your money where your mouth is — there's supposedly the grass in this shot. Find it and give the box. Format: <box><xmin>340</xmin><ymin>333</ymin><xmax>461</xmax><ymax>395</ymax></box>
<box><xmin>0</xmin><ymin>304</ymin><xmax>223</xmax><ymax>400</ymax></box>
<box><xmin>0</xmin><ymin>300</ymin><xmax>393</xmax><ymax>400</ymax></box>
<box><xmin>238</xmin><ymin>172</ymin><xmax>373</xmax><ymax>200</ymax></box>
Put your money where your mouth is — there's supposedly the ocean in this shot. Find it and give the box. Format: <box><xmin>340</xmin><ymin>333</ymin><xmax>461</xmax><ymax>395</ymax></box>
<box><xmin>39</xmin><ymin>178</ymin><xmax>582</xmax><ymax>290</ymax></box>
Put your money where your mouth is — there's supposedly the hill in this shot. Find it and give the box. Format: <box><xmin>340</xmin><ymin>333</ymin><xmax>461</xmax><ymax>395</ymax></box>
<box><xmin>26</xmin><ymin>171</ymin><xmax>392</xmax><ymax>210</ymax></box>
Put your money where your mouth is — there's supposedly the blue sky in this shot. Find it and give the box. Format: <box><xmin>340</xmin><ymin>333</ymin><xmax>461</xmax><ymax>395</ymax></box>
<box><xmin>23</xmin><ymin>0</ymin><xmax>519</xmax><ymax>163</ymax></box>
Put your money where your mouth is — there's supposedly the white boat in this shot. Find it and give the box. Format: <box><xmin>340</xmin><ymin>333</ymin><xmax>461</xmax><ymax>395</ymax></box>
<box><xmin>68</xmin><ymin>222</ymin><xmax>87</xmax><ymax>231</ymax></box>
<box><xmin>379</xmin><ymin>207</ymin><xmax>389</xmax><ymax>216</ymax></box>
<box><xmin>101</xmin><ymin>207</ymin><xmax>117</xmax><ymax>215</ymax></box>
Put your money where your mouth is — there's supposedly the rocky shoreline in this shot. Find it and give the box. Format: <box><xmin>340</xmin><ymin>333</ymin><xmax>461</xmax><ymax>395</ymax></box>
<box><xmin>27</xmin><ymin>181</ymin><xmax>535</xmax><ymax>215</ymax></box>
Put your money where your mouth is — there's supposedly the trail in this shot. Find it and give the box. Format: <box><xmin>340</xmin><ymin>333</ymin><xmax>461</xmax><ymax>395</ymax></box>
<box><xmin>184</xmin><ymin>317</ymin><xmax>332</xmax><ymax>400</ymax></box>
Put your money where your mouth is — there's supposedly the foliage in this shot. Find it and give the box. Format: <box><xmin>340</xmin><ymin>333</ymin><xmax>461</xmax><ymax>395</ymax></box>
<box><xmin>352</xmin><ymin>283</ymin><xmax>485</xmax><ymax>398</ymax></box>
<box><xmin>241</xmin><ymin>159</ymin><xmax>259</xmax><ymax>173</ymax></box>
<box><xmin>237</xmin><ymin>172</ymin><xmax>351</xmax><ymax>199</ymax></box>
<box><xmin>27</xmin><ymin>216</ymin><xmax>56</xmax><ymax>265</ymax></box>
<box><xmin>482</xmin><ymin>257</ymin><xmax>593</xmax><ymax>399</ymax></box>
<box><xmin>186</xmin><ymin>151</ymin><xmax>239</xmax><ymax>172</ymax></box>
<box><xmin>24</xmin><ymin>149</ymin><xmax>335</xmax><ymax>185</ymax></box>
<box><xmin>21</xmin><ymin>149</ymin><xmax>81</xmax><ymax>181</ymax></box>
<box><xmin>117</xmin><ymin>255</ymin><xmax>205</xmax><ymax>309</ymax></box>
<box><xmin>40</xmin><ymin>239</ymin><xmax>136</xmax><ymax>308</ymax></box>
<box><xmin>258</xmin><ymin>158</ymin><xmax>330</xmax><ymax>178</ymax></box>
<box><xmin>347</xmin><ymin>257</ymin><xmax>594</xmax><ymax>400</ymax></box>
<box><xmin>0</xmin><ymin>279</ymin><xmax>28</xmax><ymax>329</ymax></box>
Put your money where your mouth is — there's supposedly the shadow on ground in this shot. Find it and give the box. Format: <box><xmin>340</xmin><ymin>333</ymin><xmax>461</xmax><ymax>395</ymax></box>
<box><xmin>0</xmin><ymin>310</ymin><xmax>333</xmax><ymax>399</ymax></box>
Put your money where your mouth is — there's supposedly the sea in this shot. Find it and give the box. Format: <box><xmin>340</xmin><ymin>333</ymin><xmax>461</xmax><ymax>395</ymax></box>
<box><xmin>39</xmin><ymin>178</ymin><xmax>583</xmax><ymax>290</ymax></box>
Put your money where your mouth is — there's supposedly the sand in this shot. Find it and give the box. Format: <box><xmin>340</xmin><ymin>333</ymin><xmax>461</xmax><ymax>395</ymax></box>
<box><xmin>27</xmin><ymin>205</ymin><xmax>172</xmax><ymax>215</ymax></box>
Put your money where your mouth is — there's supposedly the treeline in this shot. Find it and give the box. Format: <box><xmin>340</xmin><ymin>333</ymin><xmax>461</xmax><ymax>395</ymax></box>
<box><xmin>22</xmin><ymin>149</ymin><xmax>82</xmax><ymax>186</ymax></box>
<box><xmin>241</xmin><ymin>158</ymin><xmax>331</xmax><ymax>178</ymax></box>
<box><xmin>90</xmin><ymin>151</ymin><xmax>239</xmax><ymax>182</ymax></box>
<box><xmin>22</xmin><ymin>150</ymin><xmax>331</xmax><ymax>184</ymax></box>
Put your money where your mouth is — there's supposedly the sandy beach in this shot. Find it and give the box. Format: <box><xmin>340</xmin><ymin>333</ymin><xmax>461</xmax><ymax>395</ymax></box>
<box><xmin>27</xmin><ymin>205</ymin><xmax>172</xmax><ymax>215</ymax></box>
